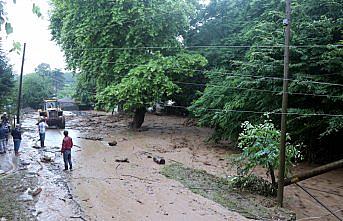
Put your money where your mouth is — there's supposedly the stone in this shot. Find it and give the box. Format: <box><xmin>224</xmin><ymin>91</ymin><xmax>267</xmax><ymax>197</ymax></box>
<box><xmin>108</xmin><ymin>141</ymin><xmax>117</xmax><ymax>146</ymax></box>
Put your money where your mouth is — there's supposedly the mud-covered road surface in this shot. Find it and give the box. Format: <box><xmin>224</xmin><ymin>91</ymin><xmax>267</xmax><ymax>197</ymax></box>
<box><xmin>0</xmin><ymin>111</ymin><xmax>342</xmax><ymax>220</ymax></box>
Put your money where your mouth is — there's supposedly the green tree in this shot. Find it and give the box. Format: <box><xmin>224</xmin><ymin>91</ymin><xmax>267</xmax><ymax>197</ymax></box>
<box><xmin>0</xmin><ymin>48</ymin><xmax>14</xmax><ymax>110</ymax></box>
<box><xmin>188</xmin><ymin>0</ymin><xmax>343</xmax><ymax>162</ymax></box>
<box><xmin>237</xmin><ymin>119</ymin><xmax>301</xmax><ymax>186</ymax></box>
<box><xmin>50</xmin><ymin>0</ymin><xmax>207</xmax><ymax>127</ymax></box>
<box><xmin>22</xmin><ymin>73</ymin><xmax>53</xmax><ymax>109</ymax></box>
<box><xmin>97</xmin><ymin>53</ymin><xmax>207</xmax><ymax>128</ymax></box>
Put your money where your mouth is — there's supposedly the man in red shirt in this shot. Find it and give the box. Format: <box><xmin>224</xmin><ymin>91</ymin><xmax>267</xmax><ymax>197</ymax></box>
<box><xmin>61</xmin><ymin>130</ymin><xmax>73</xmax><ymax>171</ymax></box>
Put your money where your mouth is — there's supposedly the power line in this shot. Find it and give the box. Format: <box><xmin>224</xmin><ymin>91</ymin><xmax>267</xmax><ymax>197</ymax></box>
<box><xmin>173</xmin><ymin>81</ymin><xmax>343</xmax><ymax>99</ymax></box>
<box><xmin>62</xmin><ymin>44</ymin><xmax>342</xmax><ymax>52</ymax></box>
<box><xmin>295</xmin><ymin>183</ymin><xmax>343</xmax><ymax>221</ymax></box>
<box><xmin>68</xmin><ymin>59</ymin><xmax>343</xmax><ymax>88</ymax></box>
<box><xmin>161</xmin><ymin>105</ymin><xmax>343</xmax><ymax>118</ymax></box>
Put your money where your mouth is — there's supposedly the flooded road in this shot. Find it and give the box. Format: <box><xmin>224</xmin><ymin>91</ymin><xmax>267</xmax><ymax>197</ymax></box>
<box><xmin>1</xmin><ymin>111</ymin><xmax>342</xmax><ymax>220</ymax></box>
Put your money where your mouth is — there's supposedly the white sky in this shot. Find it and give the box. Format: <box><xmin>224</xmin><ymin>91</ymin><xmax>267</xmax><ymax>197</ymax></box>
<box><xmin>3</xmin><ymin>0</ymin><xmax>66</xmax><ymax>75</ymax></box>
<box><xmin>1</xmin><ymin>0</ymin><xmax>210</xmax><ymax>75</ymax></box>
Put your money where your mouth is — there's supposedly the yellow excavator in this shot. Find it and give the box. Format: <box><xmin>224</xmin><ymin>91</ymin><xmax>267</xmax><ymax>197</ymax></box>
<box><xmin>38</xmin><ymin>99</ymin><xmax>65</xmax><ymax>129</ymax></box>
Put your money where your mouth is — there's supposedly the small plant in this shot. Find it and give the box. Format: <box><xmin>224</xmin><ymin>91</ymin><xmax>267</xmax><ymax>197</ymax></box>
<box><xmin>236</xmin><ymin>118</ymin><xmax>301</xmax><ymax>186</ymax></box>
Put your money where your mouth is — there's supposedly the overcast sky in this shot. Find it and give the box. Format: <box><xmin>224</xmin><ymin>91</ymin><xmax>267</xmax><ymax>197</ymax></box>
<box><xmin>2</xmin><ymin>0</ymin><xmax>210</xmax><ymax>75</ymax></box>
<box><xmin>3</xmin><ymin>0</ymin><xmax>66</xmax><ymax>75</ymax></box>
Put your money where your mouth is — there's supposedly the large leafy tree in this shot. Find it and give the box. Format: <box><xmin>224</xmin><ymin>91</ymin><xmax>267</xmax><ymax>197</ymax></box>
<box><xmin>188</xmin><ymin>0</ymin><xmax>343</xmax><ymax>162</ymax></box>
<box><xmin>35</xmin><ymin>63</ymin><xmax>66</xmax><ymax>94</ymax></box>
<box><xmin>22</xmin><ymin>73</ymin><xmax>53</xmax><ymax>109</ymax></box>
<box><xmin>50</xmin><ymin>0</ymin><xmax>208</xmax><ymax>128</ymax></box>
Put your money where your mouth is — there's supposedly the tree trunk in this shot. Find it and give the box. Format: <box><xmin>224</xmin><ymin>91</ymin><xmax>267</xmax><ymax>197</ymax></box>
<box><xmin>268</xmin><ymin>163</ymin><xmax>276</xmax><ymax>187</ymax></box>
<box><xmin>131</xmin><ymin>107</ymin><xmax>146</xmax><ymax>129</ymax></box>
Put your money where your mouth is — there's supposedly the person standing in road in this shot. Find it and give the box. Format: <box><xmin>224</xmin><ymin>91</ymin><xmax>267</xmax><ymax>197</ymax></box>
<box><xmin>0</xmin><ymin>123</ymin><xmax>7</xmax><ymax>154</ymax></box>
<box><xmin>61</xmin><ymin>130</ymin><xmax>73</xmax><ymax>171</ymax></box>
<box><xmin>38</xmin><ymin>119</ymin><xmax>48</xmax><ymax>147</ymax></box>
<box><xmin>1</xmin><ymin>112</ymin><xmax>9</xmax><ymax>124</ymax></box>
<box><xmin>11</xmin><ymin>124</ymin><xmax>22</xmax><ymax>156</ymax></box>
<box><xmin>2</xmin><ymin>121</ymin><xmax>10</xmax><ymax>147</ymax></box>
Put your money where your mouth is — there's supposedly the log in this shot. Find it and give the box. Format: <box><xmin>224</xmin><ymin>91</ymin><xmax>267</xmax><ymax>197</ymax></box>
<box><xmin>153</xmin><ymin>156</ymin><xmax>165</xmax><ymax>165</ymax></box>
<box><xmin>284</xmin><ymin>159</ymin><xmax>343</xmax><ymax>186</ymax></box>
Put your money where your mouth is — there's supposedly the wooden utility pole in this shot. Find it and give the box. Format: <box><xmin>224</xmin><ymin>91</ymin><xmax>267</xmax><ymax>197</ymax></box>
<box><xmin>277</xmin><ymin>0</ymin><xmax>291</xmax><ymax>207</ymax></box>
<box><xmin>16</xmin><ymin>43</ymin><xmax>26</xmax><ymax>124</ymax></box>
<box><xmin>284</xmin><ymin>159</ymin><xmax>343</xmax><ymax>186</ymax></box>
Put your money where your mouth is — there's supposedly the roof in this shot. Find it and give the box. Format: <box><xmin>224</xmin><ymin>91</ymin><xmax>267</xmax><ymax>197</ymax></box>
<box><xmin>58</xmin><ymin>98</ymin><xmax>76</xmax><ymax>103</ymax></box>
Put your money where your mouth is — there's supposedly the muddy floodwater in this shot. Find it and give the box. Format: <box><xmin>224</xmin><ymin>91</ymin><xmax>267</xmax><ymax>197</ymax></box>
<box><xmin>0</xmin><ymin>111</ymin><xmax>342</xmax><ymax>220</ymax></box>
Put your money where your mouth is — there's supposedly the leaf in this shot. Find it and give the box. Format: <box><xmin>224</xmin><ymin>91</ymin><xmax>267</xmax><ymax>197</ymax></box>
<box><xmin>5</xmin><ymin>22</ymin><xmax>13</xmax><ymax>34</ymax></box>
<box><xmin>9</xmin><ymin>41</ymin><xmax>22</xmax><ymax>54</ymax></box>
<box><xmin>32</xmin><ymin>3</ymin><xmax>42</xmax><ymax>18</ymax></box>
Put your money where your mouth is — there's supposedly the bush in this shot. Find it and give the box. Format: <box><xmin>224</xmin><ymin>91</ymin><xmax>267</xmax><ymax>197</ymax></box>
<box><xmin>236</xmin><ymin>118</ymin><xmax>301</xmax><ymax>186</ymax></box>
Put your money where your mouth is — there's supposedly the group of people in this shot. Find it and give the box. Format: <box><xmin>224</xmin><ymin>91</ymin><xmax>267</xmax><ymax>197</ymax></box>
<box><xmin>37</xmin><ymin>118</ymin><xmax>73</xmax><ymax>170</ymax></box>
<box><xmin>0</xmin><ymin>112</ymin><xmax>22</xmax><ymax>156</ymax></box>
<box><xmin>0</xmin><ymin>114</ymin><xmax>73</xmax><ymax>171</ymax></box>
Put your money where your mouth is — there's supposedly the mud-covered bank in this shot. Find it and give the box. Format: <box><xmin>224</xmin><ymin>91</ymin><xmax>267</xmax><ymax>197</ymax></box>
<box><xmin>0</xmin><ymin>112</ymin><xmax>84</xmax><ymax>220</ymax></box>
<box><xmin>0</xmin><ymin>168</ymin><xmax>38</xmax><ymax>220</ymax></box>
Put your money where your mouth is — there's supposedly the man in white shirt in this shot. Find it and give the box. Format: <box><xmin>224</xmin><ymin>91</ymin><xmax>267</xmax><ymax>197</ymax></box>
<box><xmin>38</xmin><ymin>119</ymin><xmax>48</xmax><ymax>147</ymax></box>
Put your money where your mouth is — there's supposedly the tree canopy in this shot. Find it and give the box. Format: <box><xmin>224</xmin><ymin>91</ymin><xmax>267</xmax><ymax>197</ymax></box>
<box><xmin>50</xmin><ymin>0</ymin><xmax>207</xmax><ymax>128</ymax></box>
<box><xmin>187</xmin><ymin>0</ymin><xmax>343</xmax><ymax>162</ymax></box>
<box><xmin>50</xmin><ymin>0</ymin><xmax>342</xmax><ymax>161</ymax></box>
<box><xmin>0</xmin><ymin>48</ymin><xmax>14</xmax><ymax>110</ymax></box>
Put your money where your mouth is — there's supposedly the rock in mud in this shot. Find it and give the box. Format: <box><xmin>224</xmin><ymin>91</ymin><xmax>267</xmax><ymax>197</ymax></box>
<box><xmin>41</xmin><ymin>154</ymin><xmax>54</xmax><ymax>163</ymax></box>
<box><xmin>153</xmin><ymin>156</ymin><xmax>165</xmax><ymax>165</ymax></box>
<box><xmin>108</xmin><ymin>141</ymin><xmax>117</xmax><ymax>146</ymax></box>
<box><xmin>19</xmin><ymin>190</ymin><xmax>34</xmax><ymax>202</ymax></box>
<box><xmin>0</xmin><ymin>170</ymin><xmax>5</xmax><ymax>175</ymax></box>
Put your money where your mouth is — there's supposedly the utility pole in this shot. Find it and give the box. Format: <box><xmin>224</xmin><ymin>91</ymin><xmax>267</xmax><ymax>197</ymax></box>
<box><xmin>277</xmin><ymin>0</ymin><xmax>291</xmax><ymax>207</ymax></box>
<box><xmin>16</xmin><ymin>43</ymin><xmax>26</xmax><ymax>125</ymax></box>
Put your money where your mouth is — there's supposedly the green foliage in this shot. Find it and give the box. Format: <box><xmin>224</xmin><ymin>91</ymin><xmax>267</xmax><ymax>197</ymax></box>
<box><xmin>22</xmin><ymin>73</ymin><xmax>53</xmax><ymax>109</ymax></box>
<box><xmin>97</xmin><ymin>53</ymin><xmax>207</xmax><ymax>111</ymax></box>
<box><xmin>236</xmin><ymin>119</ymin><xmax>301</xmax><ymax>182</ymax></box>
<box><xmin>35</xmin><ymin>63</ymin><xmax>66</xmax><ymax>95</ymax></box>
<box><xmin>188</xmin><ymin>0</ymin><xmax>343</xmax><ymax>162</ymax></box>
<box><xmin>230</xmin><ymin>175</ymin><xmax>277</xmax><ymax>197</ymax></box>
<box><xmin>50</xmin><ymin>0</ymin><xmax>207</xmax><ymax>125</ymax></box>
<box><xmin>0</xmin><ymin>48</ymin><xmax>14</xmax><ymax>110</ymax></box>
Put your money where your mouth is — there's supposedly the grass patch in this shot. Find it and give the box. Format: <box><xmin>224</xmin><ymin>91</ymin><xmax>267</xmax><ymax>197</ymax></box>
<box><xmin>161</xmin><ymin>163</ymin><xmax>295</xmax><ymax>220</ymax></box>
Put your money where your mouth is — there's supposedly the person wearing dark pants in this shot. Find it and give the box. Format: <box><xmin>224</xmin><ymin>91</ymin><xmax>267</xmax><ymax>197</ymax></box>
<box><xmin>11</xmin><ymin>124</ymin><xmax>22</xmax><ymax>156</ymax></box>
<box><xmin>61</xmin><ymin>130</ymin><xmax>73</xmax><ymax>171</ymax></box>
<box><xmin>38</xmin><ymin>119</ymin><xmax>48</xmax><ymax>147</ymax></box>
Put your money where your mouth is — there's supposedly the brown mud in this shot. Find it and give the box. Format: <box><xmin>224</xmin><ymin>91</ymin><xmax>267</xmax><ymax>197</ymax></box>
<box><xmin>0</xmin><ymin>111</ymin><xmax>342</xmax><ymax>220</ymax></box>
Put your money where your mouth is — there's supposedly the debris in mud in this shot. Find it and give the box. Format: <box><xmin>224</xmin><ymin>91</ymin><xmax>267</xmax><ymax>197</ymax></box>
<box><xmin>41</xmin><ymin>154</ymin><xmax>54</xmax><ymax>163</ymax></box>
<box><xmin>77</xmin><ymin>135</ymin><xmax>103</xmax><ymax>141</ymax></box>
<box><xmin>115</xmin><ymin>158</ymin><xmax>129</xmax><ymax>163</ymax></box>
<box><xmin>108</xmin><ymin>141</ymin><xmax>117</xmax><ymax>146</ymax></box>
<box><xmin>28</xmin><ymin>187</ymin><xmax>42</xmax><ymax>197</ymax></box>
<box><xmin>153</xmin><ymin>156</ymin><xmax>166</xmax><ymax>164</ymax></box>
<box><xmin>21</xmin><ymin>161</ymin><xmax>31</xmax><ymax>166</ymax></box>
<box><xmin>32</xmin><ymin>144</ymin><xmax>42</xmax><ymax>149</ymax></box>
<box><xmin>183</xmin><ymin>118</ymin><xmax>198</xmax><ymax>127</ymax></box>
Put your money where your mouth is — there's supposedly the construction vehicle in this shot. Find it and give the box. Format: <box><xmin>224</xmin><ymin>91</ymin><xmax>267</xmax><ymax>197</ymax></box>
<box><xmin>38</xmin><ymin>99</ymin><xmax>65</xmax><ymax>129</ymax></box>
